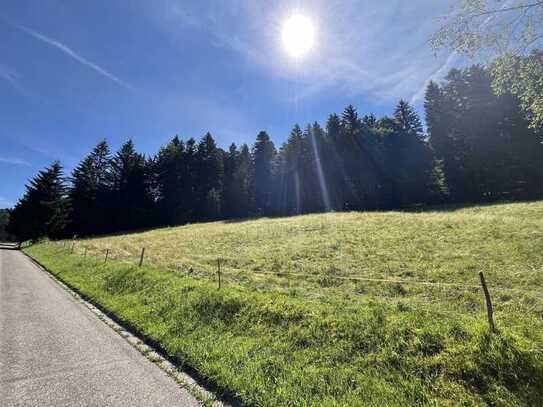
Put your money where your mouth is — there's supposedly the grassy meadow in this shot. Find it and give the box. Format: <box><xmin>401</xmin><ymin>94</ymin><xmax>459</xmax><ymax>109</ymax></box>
<box><xmin>25</xmin><ymin>201</ymin><xmax>543</xmax><ymax>405</ymax></box>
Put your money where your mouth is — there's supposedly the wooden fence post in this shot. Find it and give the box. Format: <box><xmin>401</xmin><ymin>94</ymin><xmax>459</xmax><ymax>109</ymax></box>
<box><xmin>139</xmin><ymin>247</ymin><xmax>145</xmax><ymax>267</ymax></box>
<box><xmin>105</xmin><ymin>249</ymin><xmax>109</xmax><ymax>263</ymax></box>
<box><xmin>217</xmin><ymin>258</ymin><xmax>222</xmax><ymax>289</ymax></box>
<box><xmin>71</xmin><ymin>242</ymin><xmax>75</xmax><ymax>253</ymax></box>
<box><xmin>478</xmin><ymin>271</ymin><xmax>497</xmax><ymax>332</ymax></box>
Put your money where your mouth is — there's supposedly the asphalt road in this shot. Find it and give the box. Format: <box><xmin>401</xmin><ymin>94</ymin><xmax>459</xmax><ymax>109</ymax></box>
<box><xmin>0</xmin><ymin>248</ymin><xmax>200</xmax><ymax>407</ymax></box>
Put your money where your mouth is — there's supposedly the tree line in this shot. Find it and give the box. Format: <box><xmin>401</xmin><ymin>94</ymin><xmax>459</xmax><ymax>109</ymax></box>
<box><xmin>7</xmin><ymin>63</ymin><xmax>543</xmax><ymax>241</ymax></box>
<box><xmin>0</xmin><ymin>209</ymin><xmax>11</xmax><ymax>241</ymax></box>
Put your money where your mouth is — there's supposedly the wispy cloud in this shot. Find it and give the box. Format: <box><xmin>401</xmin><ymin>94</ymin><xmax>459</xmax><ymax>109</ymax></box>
<box><xmin>0</xmin><ymin>63</ymin><xmax>18</xmax><ymax>84</ymax></box>
<box><xmin>410</xmin><ymin>51</ymin><xmax>459</xmax><ymax>105</ymax></box>
<box><xmin>9</xmin><ymin>21</ymin><xmax>130</xmax><ymax>88</ymax></box>
<box><xmin>0</xmin><ymin>156</ymin><xmax>32</xmax><ymax>167</ymax></box>
<box><xmin>156</xmin><ymin>0</ymin><xmax>460</xmax><ymax>107</ymax></box>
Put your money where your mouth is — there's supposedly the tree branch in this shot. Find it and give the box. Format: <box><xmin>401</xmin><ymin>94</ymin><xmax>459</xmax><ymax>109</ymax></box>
<box><xmin>470</xmin><ymin>1</ymin><xmax>543</xmax><ymax>18</ymax></box>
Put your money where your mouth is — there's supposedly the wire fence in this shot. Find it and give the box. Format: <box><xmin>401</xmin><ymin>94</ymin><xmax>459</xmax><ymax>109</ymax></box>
<box><xmin>50</xmin><ymin>238</ymin><xmax>543</xmax><ymax>327</ymax></box>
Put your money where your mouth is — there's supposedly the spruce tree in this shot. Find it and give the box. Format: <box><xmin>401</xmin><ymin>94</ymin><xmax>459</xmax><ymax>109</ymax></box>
<box><xmin>383</xmin><ymin>100</ymin><xmax>434</xmax><ymax>207</ymax></box>
<box><xmin>195</xmin><ymin>133</ymin><xmax>223</xmax><ymax>220</ymax></box>
<box><xmin>152</xmin><ymin>136</ymin><xmax>189</xmax><ymax>225</ymax></box>
<box><xmin>8</xmin><ymin>161</ymin><xmax>68</xmax><ymax>241</ymax></box>
<box><xmin>394</xmin><ymin>100</ymin><xmax>423</xmax><ymax>138</ymax></box>
<box><xmin>110</xmin><ymin>140</ymin><xmax>152</xmax><ymax>231</ymax></box>
<box><xmin>222</xmin><ymin>143</ymin><xmax>240</xmax><ymax>218</ymax></box>
<box><xmin>69</xmin><ymin>140</ymin><xmax>113</xmax><ymax>235</ymax></box>
<box><xmin>252</xmin><ymin>131</ymin><xmax>276</xmax><ymax>215</ymax></box>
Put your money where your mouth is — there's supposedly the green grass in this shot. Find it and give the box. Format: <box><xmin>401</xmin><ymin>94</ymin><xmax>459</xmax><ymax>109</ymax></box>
<box><xmin>25</xmin><ymin>201</ymin><xmax>543</xmax><ymax>406</ymax></box>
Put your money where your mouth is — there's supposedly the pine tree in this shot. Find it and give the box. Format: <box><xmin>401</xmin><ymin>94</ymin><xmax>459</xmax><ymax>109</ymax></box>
<box><xmin>383</xmin><ymin>100</ymin><xmax>434</xmax><ymax>207</ymax></box>
<box><xmin>68</xmin><ymin>140</ymin><xmax>113</xmax><ymax>235</ymax></box>
<box><xmin>394</xmin><ymin>100</ymin><xmax>423</xmax><ymax>138</ymax></box>
<box><xmin>235</xmin><ymin>144</ymin><xmax>254</xmax><ymax>217</ymax></box>
<box><xmin>0</xmin><ymin>209</ymin><xmax>11</xmax><ymax>241</ymax></box>
<box><xmin>362</xmin><ymin>113</ymin><xmax>377</xmax><ymax>128</ymax></box>
<box><xmin>152</xmin><ymin>136</ymin><xmax>190</xmax><ymax>225</ymax></box>
<box><xmin>110</xmin><ymin>140</ymin><xmax>152</xmax><ymax>231</ymax></box>
<box><xmin>252</xmin><ymin>131</ymin><xmax>276</xmax><ymax>215</ymax></box>
<box><xmin>279</xmin><ymin>124</ymin><xmax>306</xmax><ymax>214</ymax></box>
<box><xmin>338</xmin><ymin>105</ymin><xmax>382</xmax><ymax>210</ymax></box>
<box><xmin>324</xmin><ymin>113</ymin><xmax>346</xmax><ymax>210</ymax></box>
<box><xmin>195</xmin><ymin>133</ymin><xmax>223</xmax><ymax>220</ymax></box>
<box><xmin>222</xmin><ymin>143</ymin><xmax>240</xmax><ymax>218</ymax></box>
<box><xmin>8</xmin><ymin>161</ymin><xmax>68</xmax><ymax>241</ymax></box>
<box><xmin>309</xmin><ymin>122</ymin><xmax>332</xmax><ymax>212</ymax></box>
<box><xmin>425</xmin><ymin>66</ymin><xmax>543</xmax><ymax>202</ymax></box>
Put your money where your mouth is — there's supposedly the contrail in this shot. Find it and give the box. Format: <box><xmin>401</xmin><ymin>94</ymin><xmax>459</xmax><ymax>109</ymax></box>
<box><xmin>411</xmin><ymin>0</ymin><xmax>516</xmax><ymax>104</ymax></box>
<box><xmin>9</xmin><ymin>21</ymin><xmax>130</xmax><ymax>89</ymax></box>
<box><xmin>410</xmin><ymin>50</ymin><xmax>458</xmax><ymax>105</ymax></box>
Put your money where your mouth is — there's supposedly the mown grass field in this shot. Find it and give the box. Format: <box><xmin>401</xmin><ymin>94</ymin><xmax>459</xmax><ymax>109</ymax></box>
<box><xmin>26</xmin><ymin>201</ymin><xmax>543</xmax><ymax>406</ymax></box>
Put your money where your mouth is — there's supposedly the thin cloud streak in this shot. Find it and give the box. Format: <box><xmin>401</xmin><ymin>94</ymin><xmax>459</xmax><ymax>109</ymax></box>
<box><xmin>162</xmin><ymin>0</ymin><xmax>458</xmax><ymax>106</ymax></box>
<box><xmin>0</xmin><ymin>156</ymin><xmax>32</xmax><ymax>167</ymax></box>
<box><xmin>410</xmin><ymin>51</ymin><xmax>458</xmax><ymax>105</ymax></box>
<box><xmin>0</xmin><ymin>64</ymin><xmax>18</xmax><ymax>84</ymax></box>
<box><xmin>10</xmin><ymin>22</ymin><xmax>130</xmax><ymax>89</ymax></box>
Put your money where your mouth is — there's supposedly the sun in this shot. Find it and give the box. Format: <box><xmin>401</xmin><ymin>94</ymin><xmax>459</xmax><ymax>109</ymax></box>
<box><xmin>281</xmin><ymin>14</ymin><xmax>316</xmax><ymax>59</ymax></box>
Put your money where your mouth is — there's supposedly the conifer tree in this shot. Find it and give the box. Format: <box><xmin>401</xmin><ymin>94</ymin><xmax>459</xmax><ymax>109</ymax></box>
<box><xmin>8</xmin><ymin>161</ymin><xmax>68</xmax><ymax>241</ymax></box>
<box><xmin>69</xmin><ymin>140</ymin><xmax>113</xmax><ymax>235</ymax></box>
<box><xmin>196</xmin><ymin>133</ymin><xmax>223</xmax><ymax>220</ymax></box>
<box><xmin>383</xmin><ymin>100</ymin><xmax>434</xmax><ymax>207</ymax></box>
<box><xmin>222</xmin><ymin>143</ymin><xmax>240</xmax><ymax>218</ymax></box>
<box><xmin>152</xmin><ymin>136</ymin><xmax>189</xmax><ymax>225</ymax></box>
<box><xmin>252</xmin><ymin>131</ymin><xmax>276</xmax><ymax>215</ymax></box>
<box><xmin>110</xmin><ymin>140</ymin><xmax>152</xmax><ymax>231</ymax></box>
<box><xmin>394</xmin><ymin>100</ymin><xmax>423</xmax><ymax>138</ymax></box>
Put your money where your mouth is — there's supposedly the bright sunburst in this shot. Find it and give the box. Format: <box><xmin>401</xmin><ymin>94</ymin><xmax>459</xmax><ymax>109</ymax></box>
<box><xmin>281</xmin><ymin>14</ymin><xmax>315</xmax><ymax>59</ymax></box>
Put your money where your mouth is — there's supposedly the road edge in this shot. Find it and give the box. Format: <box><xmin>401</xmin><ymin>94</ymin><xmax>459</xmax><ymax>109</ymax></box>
<box><xmin>20</xmin><ymin>249</ymin><xmax>236</xmax><ymax>407</ymax></box>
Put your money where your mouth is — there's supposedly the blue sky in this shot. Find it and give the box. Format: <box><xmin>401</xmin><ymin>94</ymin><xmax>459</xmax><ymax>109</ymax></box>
<box><xmin>0</xmin><ymin>0</ymin><xmax>461</xmax><ymax>208</ymax></box>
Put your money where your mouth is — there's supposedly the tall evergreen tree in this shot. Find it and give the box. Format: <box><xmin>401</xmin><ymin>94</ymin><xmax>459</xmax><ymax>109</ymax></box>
<box><xmin>196</xmin><ymin>133</ymin><xmax>223</xmax><ymax>220</ymax></box>
<box><xmin>8</xmin><ymin>161</ymin><xmax>68</xmax><ymax>241</ymax></box>
<box><xmin>382</xmin><ymin>100</ymin><xmax>434</xmax><ymax>207</ymax></box>
<box><xmin>426</xmin><ymin>65</ymin><xmax>543</xmax><ymax>202</ymax></box>
<box><xmin>152</xmin><ymin>136</ymin><xmax>191</xmax><ymax>225</ymax></box>
<box><xmin>278</xmin><ymin>124</ymin><xmax>306</xmax><ymax>214</ymax></box>
<box><xmin>222</xmin><ymin>143</ymin><xmax>240</xmax><ymax>218</ymax></box>
<box><xmin>252</xmin><ymin>131</ymin><xmax>276</xmax><ymax>215</ymax></box>
<box><xmin>69</xmin><ymin>140</ymin><xmax>113</xmax><ymax>235</ymax></box>
<box><xmin>0</xmin><ymin>209</ymin><xmax>11</xmax><ymax>241</ymax></box>
<box><xmin>394</xmin><ymin>100</ymin><xmax>423</xmax><ymax>138</ymax></box>
<box><xmin>338</xmin><ymin>105</ymin><xmax>382</xmax><ymax>210</ymax></box>
<box><xmin>222</xmin><ymin>143</ymin><xmax>253</xmax><ymax>218</ymax></box>
<box><xmin>110</xmin><ymin>140</ymin><xmax>152</xmax><ymax>231</ymax></box>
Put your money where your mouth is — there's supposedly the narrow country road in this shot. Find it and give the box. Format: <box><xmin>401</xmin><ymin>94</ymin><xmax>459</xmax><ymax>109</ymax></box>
<box><xmin>0</xmin><ymin>248</ymin><xmax>200</xmax><ymax>407</ymax></box>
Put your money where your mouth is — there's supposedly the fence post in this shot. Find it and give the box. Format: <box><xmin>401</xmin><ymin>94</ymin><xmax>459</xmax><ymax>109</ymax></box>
<box><xmin>139</xmin><ymin>247</ymin><xmax>145</xmax><ymax>267</ymax></box>
<box><xmin>84</xmin><ymin>247</ymin><xmax>87</xmax><ymax>257</ymax></box>
<box><xmin>217</xmin><ymin>258</ymin><xmax>222</xmax><ymax>289</ymax></box>
<box><xmin>71</xmin><ymin>242</ymin><xmax>75</xmax><ymax>253</ymax></box>
<box><xmin>478</xmin><ymin>271</ymin><xmax>497</xmax><ymax>333</ymax></box>
<box><xmin>105</xmin><ymin>249</ymin><xmax>109</xmax><ymax>263</ymax></box>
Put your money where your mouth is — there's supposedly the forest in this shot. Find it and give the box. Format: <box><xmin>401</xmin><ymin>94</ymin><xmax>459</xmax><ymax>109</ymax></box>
<box><xmin>6</xmin><ymin>63</ymin><xmax>543</xmax><ymax>241</ymax></box>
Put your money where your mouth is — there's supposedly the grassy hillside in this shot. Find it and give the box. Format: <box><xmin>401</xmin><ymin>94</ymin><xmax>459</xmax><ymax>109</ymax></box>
<box><xmin>26</xmin><ymin>201</ymin><xmax>543</xmax><ymax>405</ymax></box>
